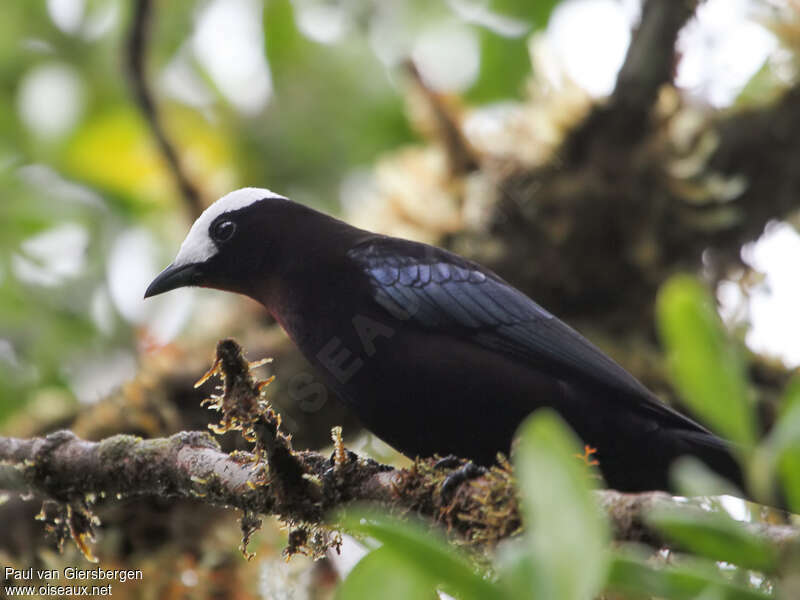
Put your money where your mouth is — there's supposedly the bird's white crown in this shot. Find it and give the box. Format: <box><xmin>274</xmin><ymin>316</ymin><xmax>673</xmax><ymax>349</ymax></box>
<box><xmin>172</xmin><ymin>187</ymin><xmax>286</xmax><ymax>266</ymax></box>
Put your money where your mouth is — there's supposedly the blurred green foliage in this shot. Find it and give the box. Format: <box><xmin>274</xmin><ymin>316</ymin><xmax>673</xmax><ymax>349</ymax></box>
<box><xmin>511</xmin><ymin>410</ymin><xmax>608</xmax><ymax>599</ymax></box>
<box><xmin>468</xmin><ymin>0</ymin><xmax>560</xmax><ymax>102</ymax></box>
<box><xmin>336</xmin><ymin>509</ymin><xmax>501</xmax><ymax>600</ymax></box>
<box><xmin>657</xmin><ymin>275</ymin><xmax>756</xmax><ymax>446</ymax></box>
<box><xmin>0</xmin><ymin>0</ymin><xmax>551</xmax><ymax>424</ymax></box>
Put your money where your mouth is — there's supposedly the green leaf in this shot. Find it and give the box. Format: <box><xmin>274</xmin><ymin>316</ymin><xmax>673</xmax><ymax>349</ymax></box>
<box><xmin>61</xmin><ymin>105</ymin><xmax>234</xmax><ymax>215</ymax></box>
<box><xmin>335</xmin><ymin>509</ymin><xmax>501</xmax><ymax>600</ymax></box>
<box><xmin>656</xmin><ymin>275</ymin><xmax>755</xmax><ymax>446</ymax></box>
<box><xmin>494</xmin><ymin>540</ymin><xmax>540</xmax><ymax>598</ymax></box>
<box><xmin>607</xmin><ymin>551</ymin><xmax>772</xmax><ymax>600</ymax></box>
<box><xmin>468</xmin><ymin>30</ymin><xmax>531</xmax><ymax>102</ymax></box>
<box><xmin>778</xmin><ymin>374</ymin><xmax>800</xmax><ymax>420</ymax></box>
<box><xmin>336</xmin><ymin>546</ymin><xmax>437</xmax><ymax>600</ymax></box>
<box><xmin>648</xmin><ymin>506</ymin><xmax>777</xmax><ymax>572</ymax></box>
<box><xmin>671</xmin><ymin>456</ymin><xmax>744</xmax><ymax>499</ymax></box>
<box><xmin>466</xmin><ymin>0</ymin><xmax>561</xmax><ymax>102</ymax></box>
<box><xmin>756</xmin><ymin>401</ymin><xmax>800</xmax><ymax>512</ymax></box>
<box><xmin>513</xmin><ymin>410</ymin><xmax>609</xmax><ymax>600</ymax></box>
<box><xmin>489</xmin><ymin>0</ymin><xmax>559</xmax><ymax>24</ymax></box>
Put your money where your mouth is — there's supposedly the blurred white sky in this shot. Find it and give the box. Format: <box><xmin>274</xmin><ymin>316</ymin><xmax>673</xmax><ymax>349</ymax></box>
<box><xmin>20</xmin><ymin>0</ymin><xmax>800</xmax><ymax>407</ymax></box>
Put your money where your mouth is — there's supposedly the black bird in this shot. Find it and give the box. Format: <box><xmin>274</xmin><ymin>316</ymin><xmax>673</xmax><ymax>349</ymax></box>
<box><xmin>145</xmin><ymin>188</ymin><xmax>742</xmax><ymax>493</ymax></box>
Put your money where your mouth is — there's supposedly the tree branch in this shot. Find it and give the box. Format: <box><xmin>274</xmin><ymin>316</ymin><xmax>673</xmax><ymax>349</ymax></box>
<box><xmin>125</xmin><ymin>0</ymin><xmax>205</xmax><ymax>219</ymax></box>
<box><xmin>404</xmin><ymin>59</ymin><xmax>479</xmax><ymax>176</ymax></box>
<box><xmin>2</xmin><ymin>431</ymin><xmax>799</xmax><ymax>558</ymax></box>
<box><xmin>0</xmin><ymin>430</ymin><xmax>390</xmax><ymax>521</ymax></box>
<box><xmin>612</xmin><ymin>0</ymin><xmax>699</xmax><ymax>117</ymax></box>
<box><xmin>598</xmin><ymin>489</ymin><xmax>800</xmax><ymax>552</ymax></box>
<box><xmin>4</xmin><ymin>339</ymin><xmax>797</xmax><ymax>565</ymax></box>
<box><xmin>564</xmin><ymin>0</ymin><xmax>700</xmax><ymax>162</ymax></box>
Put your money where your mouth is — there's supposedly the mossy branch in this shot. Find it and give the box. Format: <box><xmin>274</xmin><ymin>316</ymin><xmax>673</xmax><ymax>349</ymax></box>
<box><xmin>3</xmin><ymin>430</ymin><xmax>800</xmax><ymax>559</ymax></box>
<box><xmin>2</xmin><ymin>340</ymin><xmax>800</xmax><ymax>563</ymax></box>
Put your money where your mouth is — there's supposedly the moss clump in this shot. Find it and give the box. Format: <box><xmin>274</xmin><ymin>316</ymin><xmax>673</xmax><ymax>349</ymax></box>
<box><xmin>396</xmin><ymin>455</ymin><xmax>522</xmax><ymax>552</ymax></box>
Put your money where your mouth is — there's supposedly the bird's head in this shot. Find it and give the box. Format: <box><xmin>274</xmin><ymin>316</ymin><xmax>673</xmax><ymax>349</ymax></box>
<box><xmin>144</xmin><ymin>187</ymin><xmax>289</xmax><ymax>299</ymax></box>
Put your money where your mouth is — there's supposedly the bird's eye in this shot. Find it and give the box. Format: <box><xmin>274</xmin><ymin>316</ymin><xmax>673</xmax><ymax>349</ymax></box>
<box><xmin>212</xmin><ymin>220</ymin><xmax>236</xmax><ymax>243</ymax></box>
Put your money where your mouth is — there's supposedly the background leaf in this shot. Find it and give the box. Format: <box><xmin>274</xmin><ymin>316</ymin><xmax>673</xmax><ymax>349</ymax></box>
<box><xmin>336</xmin><ymin>508</ymin><xmax>501</xmax><ymax>600</ymax></box>
<box><xmin>754</xmin><ymin>400</ymin><xmax>800</xmax><ymax>512</ymax></box>
<box><xmin>336</xmin><ymin>546</ymin><xmax>438</xmax><ymax>600</ymax></box>
<box><xmin>607</xmin><ymin>550</ymin><xmax>772</xmax><ymax>600</ymax></box>
<box><xmin>671</xmin><ymin>456</ymin><xmax>744</xmax><ymax>498</ymax></box>
<box><xmin>656</xmin><ymin>275</ymin><xmax>756</xmax><ymax>446</ymax></box>
<box><xmin>647</xmin><ymin>506</ymin><xmax>777</xmax><ymax>572</ymax></box>
<box><xmin>466</xmin><ymin>0</ymin><xmax>560</xmax><ymax>102</ymax></box>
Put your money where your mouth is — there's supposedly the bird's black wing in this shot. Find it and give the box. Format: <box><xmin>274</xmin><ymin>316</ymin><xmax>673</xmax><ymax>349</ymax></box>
<box><xmin>348</xmin><ymin>238</ymin><xmax>710</xmax><ymax>433</ymax></box>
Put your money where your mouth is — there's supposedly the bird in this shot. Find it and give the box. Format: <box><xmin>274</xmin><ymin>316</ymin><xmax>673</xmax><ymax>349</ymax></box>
<box><xmin>145</xmin><ymin>187</ymin><xmax>743</xmax><ymax>493</ymax></box>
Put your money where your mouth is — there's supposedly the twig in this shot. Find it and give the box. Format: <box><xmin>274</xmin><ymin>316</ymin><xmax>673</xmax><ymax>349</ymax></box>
<box><xmin>125</xmin><ymin>0</ymin><xmax>205</xmax><ymax>219</ymax></box>
<box><xmin>404</xmin><ymin>59</ymin><xmax>479</xmax><ymax>176</ymax></box>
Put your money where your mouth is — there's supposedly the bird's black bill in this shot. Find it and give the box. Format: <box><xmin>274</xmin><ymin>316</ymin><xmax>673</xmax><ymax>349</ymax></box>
<box><xmin>144</xmin><ymin>262</ymin><xmax>201</xmax><ymax>298</ymax></box>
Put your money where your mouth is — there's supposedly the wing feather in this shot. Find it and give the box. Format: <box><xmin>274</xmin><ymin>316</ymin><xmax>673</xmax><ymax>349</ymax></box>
<box><xmin>348</xmin><ymin>239</ymin><xmax>710</xmax><ymax>433</ymax></box>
